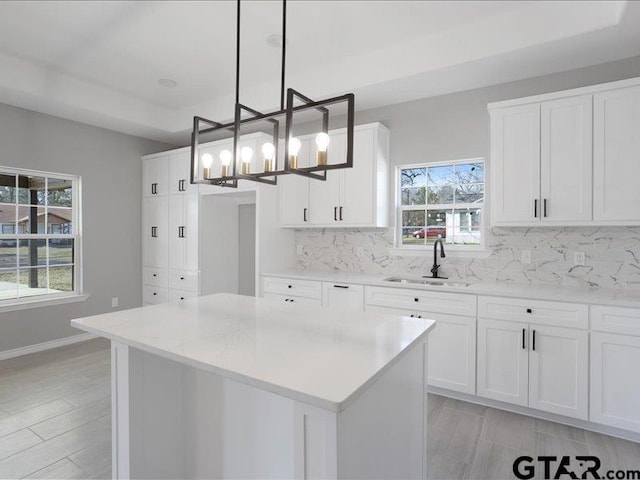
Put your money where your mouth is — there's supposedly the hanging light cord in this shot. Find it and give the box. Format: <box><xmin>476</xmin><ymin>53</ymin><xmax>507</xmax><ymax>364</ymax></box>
<box><xmin>235</xmin><ymin>0</ymin><xmax>241</xmax><ymax>106</ymax></box>
<box><xmin>280</xmin><ymin>0</ymin><xmax>287</xmax><ymax>110</ymax></box>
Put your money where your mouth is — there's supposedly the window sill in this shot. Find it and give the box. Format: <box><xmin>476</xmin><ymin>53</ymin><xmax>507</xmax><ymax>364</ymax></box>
<box><xmin>0</xmin><ymin>293</ymin><xmax>91</xmax><ymax>313</ymax></box>
<box><xmin>388</xmin><ymin>247</ymin><xmax>492</xmax><ymax>259</ymax></box>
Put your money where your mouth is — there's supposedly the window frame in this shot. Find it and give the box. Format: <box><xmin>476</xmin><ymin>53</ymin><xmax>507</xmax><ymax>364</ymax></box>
<box><xmin>0</xmin><ymin>166</ymin><xmax>83</xmax><ymax>309</ymax></box>
<box><xmin>395</xmin><ymin>157</ymin><xmax>486</xmax><ymax>252</ymax></box>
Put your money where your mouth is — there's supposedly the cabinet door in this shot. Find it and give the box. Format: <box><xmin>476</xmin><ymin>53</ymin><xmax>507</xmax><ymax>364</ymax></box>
<box><xmin>593</xmin><ymin>85</ymin><xmax>640</xmax><ymax>222</ymax></box>
<box><xmin>143</xmin><ymin>197</ymin><xmax>169</xmax><ymax>268</ymax></box>
<box><xmin>279</xmin><ymin>139</ymin><xmax>311</xmax><ymax>227</ymax></box>
<box><xmin>309</xmin><ymin>133</ymin><xmax>344</xmax><ymax>226</ymax></box>
<box><xmin>540</xmin><ymin>95</ymin><xmax>593</xmax><ymax>223</ymax></box>
<box><xmin>169</xmin><ymin>151</ymin><xmax>196</xmax><ymax>195</ymax></box>
<box><xmin>491</xmin><ymin>104</ymin><xmax>541</xmax><ymax>224</ymax></box>
<box><xmin>143</xmin><ymin>156</ymin><xmax>169</xmax><ymax>197</ymax></box>
<box><xmin>528</xmin><ymin>324</ymin><xmax>588</xmax><ymax>420</ymax></box>
<box><xmin>340</xmin><ymin>128</ymin><xmax>375</xmax><ymax>226</ymax></box>
<box><xmin>590</xmin><ymin>332</ymin><xmax>640</xmax><ymax>433</ymax></box>
<box><xmin>321</xmin><ymin>282</ymin><xmax>364</xmax><ymax>311</ymax></box>
<box><xmin>477</xmin><ymin>318</ymin><xmax>529</xmax><ymax>406</ymax></box>
<box><xmin>169</xmin><ymin>195</ymin><xmax>199</xmax><ymax>271</ymax></box>
<box><xmin>423</xmin><ymin>313</ymin><xmax>476</xmax><ymax>395</ymax></box>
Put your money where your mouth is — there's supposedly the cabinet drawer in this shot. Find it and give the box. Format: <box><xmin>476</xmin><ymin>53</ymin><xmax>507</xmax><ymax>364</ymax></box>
<box><xmin>365</xmin><ymin>286</ymin><xmax>476</xmax><ymax>317</ymax></box>
<box><xmin>322</xmin><ymin>282</ymin><xmax>364</xmax><ymax>311</ymax></box>
<box><xmin>262</xmin><ymin>276</ymin><xmax>322</xmax><ymax>299</ymax></box>
<box><xmin>169</xmin><ymin>289</ymin><xmax>198</xmax><ymax>304</ymax></box>
<box><xmin>169</xmin><ymin>270</ymin><xmax>199</xmax><ymax>292</ymax></box>
<box><xmin>591</xmin><ymin>305</ymin><xmax>640</xmax><ymax>336</ymax></box>
<box><xmin>143</xmin><ymin>267</ymin><xmax>169</xmax><ymax>288</ymax></box>
<box><xmin>263</xmin><ymin>292</ymin><xmax>322</xmax><ymax>307</ymax></box>
<box><xmin>478</xmin><ymin>296</ymin><xmax>588</xmax><ymax>329</ymax></box>
<box><xmin>143</xmin><ymin>285</ymin><xmax>169</xmax><ymax>305</ymax></box>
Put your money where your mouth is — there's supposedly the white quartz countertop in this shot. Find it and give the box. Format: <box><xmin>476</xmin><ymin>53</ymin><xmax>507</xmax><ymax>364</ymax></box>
<box><xmin>262</xmin><ymin>270</ymin><xmax>640</xmax><ymax>308</ymax></box>
<box><xmin>71</xmin><ymin>293</ymin><xmax>434</xmax><ymax>412</ymax></box>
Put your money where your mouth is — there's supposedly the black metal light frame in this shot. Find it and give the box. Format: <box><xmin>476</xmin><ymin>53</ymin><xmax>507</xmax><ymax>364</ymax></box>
<box><xmin>189</xmin><ymin>0</ymin><xmax>355</xmax><ymax>188</ymax></box>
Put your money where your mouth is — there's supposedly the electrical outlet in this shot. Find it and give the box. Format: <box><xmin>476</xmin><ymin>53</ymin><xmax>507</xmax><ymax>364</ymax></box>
<box><xmin>296</xmin><ymin>244</ymin><xmax>304</xmax><ymax>255</ymax></box>
<box><xmin>521</xmin><ymin>250</ymin><xmax>532</xmax><ymax>264</ymax></box>
<box><xmin>111</xmin><ymin>297</ymin><xmax>119</xmax><ymax>308</ymax></box>
<box><xmin>574</xmin><ymin>251</ymin><xmax>586</xmax><ymax>266</ymax></box>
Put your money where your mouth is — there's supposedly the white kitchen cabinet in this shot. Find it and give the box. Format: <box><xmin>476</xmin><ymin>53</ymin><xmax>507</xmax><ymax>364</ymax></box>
<box><xmin>590</xmin><ymin>332</ymin><xmax>640</xmax><ymax>433</ymax></box>
<box><xmin>528</xmin><ymin>324</ymin><xmax>588</xmax><ymax>420</ymax></box>
<box><xmin>477</xmin><ymin>296</ymin><xmax>589</xmax><ymax>419</ymax></box>
<box><xmin>143</xmin><ymin>155</ymin><xmax>169</xmax><ymax>197</ymax></box>
<box><xmin>322</xmin><ymin>282</ymin><xmax>364</xmax><ymax>311</ymax></box>
<box><xmin>169</xmin><ymin>151</ymin><xmax>196</xmax><ymax>195</ymax></box>
<box><xmin>168</xmin><ymin>194</ymin><xmax>199</xmax><ymax>271</ymax></box>
<box><xmin>365</xmin><ymin>286</ymin><xmax>477</xmax><ymax>395</ymax></box>
<box><xmin>540</xmin><ymin>95</ymin><xmax>593</xmax><ymax>223</ymax></box>
<box><xmin>593</xmin><ymin>84</ymin><xmax>640</xmax><ymax>222</ymax></box>
<box><xmin>477</xmin><ymin>318</ymin><xmax>529</xmax><ymax>407</ymax></box>
<box><xmin>143</xmin><ymin>196</ymin><xmax>169</xmax><ymax>268</ymax></box>
<box><xmin>280</xmin><ymin>123</ymin><xmax>389</xmax><ymax>228</ymax></box>
<box><xmin>279</xmin><ymin>138</ymin><xmax>311</xmax><ymax>227</ymax></box>
<box><xmin>490</xmin><ymin>103</ymin><xmax>540</xmax><ymax>224</ymax></box>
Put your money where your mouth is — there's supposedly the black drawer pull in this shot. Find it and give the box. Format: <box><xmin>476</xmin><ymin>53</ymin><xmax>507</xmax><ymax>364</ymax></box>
<box><xmin>534</xmin><ymin>199</ymin><xmax>538</xmax><ymax>218</ymax></box>
<box><xmin>334</xmin><ymin>285</ymin><xmax>349</xmax><ymax>289</ymax></box>
<box><xmin>303</xmin><ymin>208</ymin><xmax>307</xmax><ymax>222</ymax></box>
<box><xmin>151</xmin><ymin>183</ymin><xmax>157</xmax><ymax>195</ymax></box>
<box><xmin>410</xmin><ymin>314</ymin><xmax>415</xmax><ymax>318</ymax></box>
<box><xmin>522</xmin><ymin>328</ymin><xmax>526</xmax><ymax>349</ymax></box>
<box><xmin>543</xmin><ymin>199</ymin><xmax>548</xmax><ymax>218</ymax></box>
<box><xmin>532</xmin><ymin>330</ymin><xmax>536</xmax><ymax>351</ymax></box>
<box><xmin>414</xmin><ymin>297</ymin><xmax>419</xmax><ymax>302</ymax></box>
<box><xmin>153</xmin><ymin>274</ymin><xmax>157</xmax><ymax>277</ymax></box>
<box><xmin>153</xmin><ymin>292</ymin><xmax>157</xmax><ymax>296</ymax></box>
<box><xmin>334</xmin><ymin>207</ymin><xmax>338</xmax><ymax>221</ymax></box>
<box><xmin>288</xmin><ymin>285</ymin><xmax>292</xmax><ymax>289</ymax></box>
<box><xmin>180</xmin><ymin>277</ymin><xmax>185</xmax><ymax>280</ymax></box>
<box><xmin>339</xmin><ymin>206</ymin><xmax>343</xmax><ymax>221</ymax></box>
<box><xmin>417</xmin><ymin>315</ymin><xmax>422</xmax><ymax>319</ymax></box>
<box><xmin>526</xmin><ymin>308</ymin><xmax>532</xmax><ymax>314</ymax></box>
<box><xmin>180</xmin><ymin>297</ymin><xmax>185</xmax><ymax>301</ymax></box>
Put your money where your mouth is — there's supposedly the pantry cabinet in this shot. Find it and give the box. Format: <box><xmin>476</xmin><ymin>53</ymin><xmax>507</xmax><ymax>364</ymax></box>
<box><xmin>143</xmin><ymin>155</ymin><xmax>169</xmax><ymax>197</ymax></box>
<box><xmin>490</xmin><ymin>76</ymin><xmax>640</xmax><ymax>226</ymax></box>
<box><xmin>168</xmin><ymin>194</ymin><xmax>199</xmax><ymax>271</ymax></box>
<box><xmin>279</xmin><ymin>123</ymin><xmax>389</xmax><ymax>228</ymax></box>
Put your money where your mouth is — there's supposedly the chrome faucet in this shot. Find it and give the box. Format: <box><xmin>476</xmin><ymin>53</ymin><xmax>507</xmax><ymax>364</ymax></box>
<box><xmin>430</xmin><ymin>237</ymin><xmax>447</xmax><ymax>279</ymax></box>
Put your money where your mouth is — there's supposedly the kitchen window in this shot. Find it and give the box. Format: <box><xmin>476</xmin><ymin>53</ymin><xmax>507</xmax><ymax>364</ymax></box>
<box><xmin>0</xmin><ymin>167</ymin><xmax>82</xmax><ymax>307</ymax></box>
<box><xmin>397</xmin><ymin>159</ymin><xmax>484</xmax><ymax>249</ymax></box>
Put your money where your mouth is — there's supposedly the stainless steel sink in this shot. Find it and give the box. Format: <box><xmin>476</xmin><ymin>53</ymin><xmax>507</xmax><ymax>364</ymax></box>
<box><xmin>382</xmin><ymin>276</ymin><xmax>469</xmax><ymax>287</ymax></box>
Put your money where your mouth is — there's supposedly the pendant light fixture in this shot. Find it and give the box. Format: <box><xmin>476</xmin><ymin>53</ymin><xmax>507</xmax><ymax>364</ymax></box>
<box><xmin>190</xmin><ymin>0</ymin><xmax>355</xmax><ymax>188</ymax></box>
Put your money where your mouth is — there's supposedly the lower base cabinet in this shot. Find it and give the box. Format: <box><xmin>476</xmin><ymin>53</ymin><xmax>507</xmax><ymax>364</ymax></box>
<box><xmin>477</xmin><ymin>318</ymin><xmax>589</xmax><ymax>420</ymax></box>
<box><xmin>590</xmin><ymin>332</ymin><xmax>640</xmax><ymax>432</ymax></box>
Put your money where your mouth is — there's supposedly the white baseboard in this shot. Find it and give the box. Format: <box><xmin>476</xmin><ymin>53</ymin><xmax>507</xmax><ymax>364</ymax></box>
<box><xmin>0</xmin><ymin>333</ymin><xmax>98</xmax><ymax>362</ymax></box>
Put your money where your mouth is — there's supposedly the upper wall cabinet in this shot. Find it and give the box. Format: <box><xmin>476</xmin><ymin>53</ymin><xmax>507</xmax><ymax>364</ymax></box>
<box><xmin>490</xmin><ymin>95</ymin><xmax>592</xmax><ymax>226</ymax></box>
<box><xmin>489</xmin><ymin>77</ymin><xmax>640</xmax><ymax>227</ymax></box>
<box><xmin>279</xmin><ymin>122</ymin><xmax>389</xmax><ymax>228</ymax></box>
<box><xmin>593</xmin><ymin>84</ymin><xmax>640</xmax><ymax>222</ymax></box>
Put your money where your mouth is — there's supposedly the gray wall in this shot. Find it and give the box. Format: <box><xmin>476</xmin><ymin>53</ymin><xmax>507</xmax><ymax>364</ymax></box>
<box><xmin>0</xmin><ymin>103</ymin><xmax>172</xmax><ymax>353</ymax></box>
<box><xmin>238</xmin><ymin>204</ymin><xmax>256</xmax><ymax>296</ymax></box>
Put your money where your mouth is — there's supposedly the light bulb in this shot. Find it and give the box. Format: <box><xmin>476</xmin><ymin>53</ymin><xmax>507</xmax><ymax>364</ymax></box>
<box><xmin>315</xmin><ymin>132</ymin><xmax>330</xmax><ymax>152</ymax></box>
<box><xmin>219</xmin><ymin>149</ymin><xmax>232</xmax><ymax>166</ymax></box>
<box><xmin>240</xmin><ymin>146</ymin><xmax>253</xmax><ymax>164</ymax></box>
<box><xmin>261</xmin><ymin>142</ymin><xmax>275</xmax><ymax>160</ymax></box>
<box><xmin>289</xmin><ymin>137</ymin><xmax>301</xmax><ymax>156</ymax></box>
<box><xmin>201</xmin><ymin>153</ymin><xmax>213</xmax><ymax>168</ymax></box>
<box><xmin>262</xmin><ymin>142</ymin><xmax>276</xmax><ymax>172</ymax></box>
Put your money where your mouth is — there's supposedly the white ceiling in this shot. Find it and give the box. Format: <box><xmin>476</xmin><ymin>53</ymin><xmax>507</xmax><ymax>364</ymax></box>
<box><xmin>0</xmin><ymin>1</ymin><xmax>638</xmax><ymax>144</ymax></box>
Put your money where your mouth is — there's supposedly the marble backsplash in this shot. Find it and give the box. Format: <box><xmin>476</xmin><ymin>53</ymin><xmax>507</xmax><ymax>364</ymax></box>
<box><xmin>295</xmin><ymin>227</ymin><xmax>640</xmax><ymax>290</ymax></box>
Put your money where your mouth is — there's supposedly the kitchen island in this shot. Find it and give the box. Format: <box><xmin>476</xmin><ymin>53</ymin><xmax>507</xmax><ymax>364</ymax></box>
<box><xmin>71</xmin><ymin>293</ymin><xmax>435</xmax><ymax>479</ymax></box>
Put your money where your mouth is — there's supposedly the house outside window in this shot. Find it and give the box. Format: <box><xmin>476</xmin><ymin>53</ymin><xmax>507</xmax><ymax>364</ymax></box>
<box><xmin>397</xmin><ymin>158</ymin><xmax>484</xmax><ymax>249</ymax></box>
<box><xmin>0</xmin><ymin>167</ymin><xmax>81</xmax><ymax>304</ymax></box>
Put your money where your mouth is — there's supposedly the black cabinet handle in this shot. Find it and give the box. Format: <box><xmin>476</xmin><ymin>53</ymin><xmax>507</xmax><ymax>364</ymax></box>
<box><xmin>417</xmin><ymin>315</ymin><xmax>422</xmax><ymax>319</ymax></box>
<box><xmin>178</xmin><ymin>226</ymin><xmax>185</xmax><ymax>238</ymax></box>
<box><xmin>543</xmin><ymin>199</ymin><xmax>548</xmax><ymax>218</ymax></box>
<box><xmin>414</xmin><ymin>297</ymin><xmax>419</xmax><ymax>302</ymax></box>
<box><xmin>334</xmin><ymin>285</ymin><xmax>349</xmax><ymax>289</ymax></box>
<box><xmin>153</xmin><ymin>292</ymin><xmax>157</xmax><ymax>296</ymax></box>
<box><xmin>151</xmin><ymin>183</ymin><xmax>158</xmax><ymax>195</ymax></box>
<box><xmin>526</xmin><ymin>308</ymin><xmax>532</xmax><ymax>314</ymax></box>
<box><xmin>534</xmin><ymin>199</ymin><xmax>538</xmax><ymax>218</ymax></box>
<box><xmin>522</xmin><ymin>328</ymin><xmax>526</xmax><ymax>349</ymax></box>
<box><xmin>532</xmin><ymin>330</ymin><xmax>536</xmax><ymax>351</ymax></box>
<box><xmin>290</xmin><ymin>299</ymin><xmax>295</xmax><ymax>303</ymax></box>
<box><xmin>303</xmin><ymin>208</ymin><xmax>307</xmax><ymax>222</ymax></box>
<box><xmin>334</xmin><ymin>207</ymin><xmax>338</xmax><ymax>221</ymax></box>
<box><xmin>339</xmin><ymin>206</ymin><xmax>343</xmax><ymax>221</ymax></box>
<box><xmin>288</xmin><ymin>285</ymin><xmax>292</xmax><ymax>289</ymax></box>
<box><xmin>153</xmin><ymin>274</ymin><xmax>157</xmax><ymax>277</ymax></box>
<box><xmin>180</xmin><ymin>277</ymin><xmax>185</xmax><ymax>280</ymax></box>
<box><xmin>151</xmin><ymin>226</ymin><xmax>157</xmax><ymax>238</ymax></box>
<box><xmin>410</xmin><ymin>314</ymin><xmax>415</xmax><ymax>318</ymax></box>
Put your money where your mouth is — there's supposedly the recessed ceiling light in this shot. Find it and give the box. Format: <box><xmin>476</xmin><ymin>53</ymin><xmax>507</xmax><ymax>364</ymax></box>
<box><xmin>158</xmin><ymin>78</ymin><xmax>178</xmax><ymax>88</ymax></box>
<box><xmin>266</xmin><ymin>34</ymin><xmax>288</xmax><ymax>48</ymax></box>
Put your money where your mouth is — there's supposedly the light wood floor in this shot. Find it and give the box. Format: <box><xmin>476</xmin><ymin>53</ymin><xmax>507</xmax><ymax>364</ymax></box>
<box><xmin>1</xmin><ymin>339</ymin><xmax>639</xmax><ymax>479</ymax></box>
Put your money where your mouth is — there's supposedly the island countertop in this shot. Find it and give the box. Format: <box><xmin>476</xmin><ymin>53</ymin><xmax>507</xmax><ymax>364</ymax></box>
<box><xmin>71</xmin><ymin>293</ymin><xmax>434</xmax><ymax>412</ymax></box>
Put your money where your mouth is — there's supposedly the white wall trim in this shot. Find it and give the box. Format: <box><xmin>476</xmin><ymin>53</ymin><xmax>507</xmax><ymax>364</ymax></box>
<box><xmin>0</xmin><ymin>332</ymin><xmax>97</xmax><ymax>362</ymax></box>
